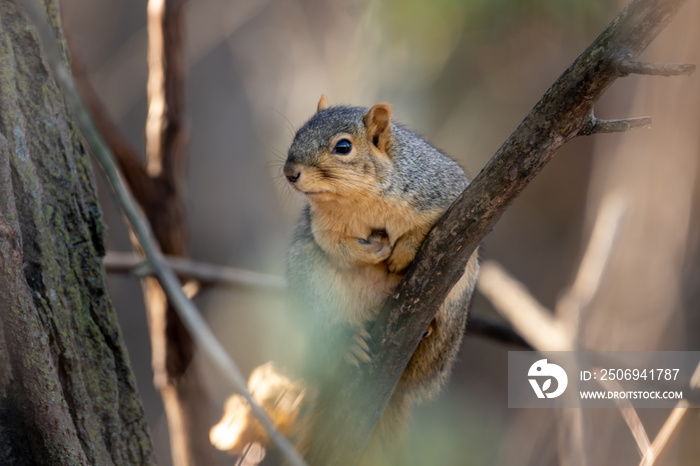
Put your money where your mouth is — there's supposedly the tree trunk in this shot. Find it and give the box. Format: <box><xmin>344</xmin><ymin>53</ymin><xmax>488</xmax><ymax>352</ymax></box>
<box><xmin>0</xmin><ymin>1</ymin><xmax>155</xmax><ymax>464</ymax></box>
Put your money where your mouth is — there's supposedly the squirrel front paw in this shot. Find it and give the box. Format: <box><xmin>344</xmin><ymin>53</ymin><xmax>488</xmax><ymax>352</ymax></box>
<box><xmin>357</xmin><ymin>230</ymin><xmax>391</xmax><ymax>263</ymax></box>
<box><xmin>344</xmin><ymin>327</ymin><xmax>372</xmax><ymax>367</ymax></box>
<box><xmin>386</xmin><ymin>248</ymin><xmax>413</xmax><ymax>274</ymax></box>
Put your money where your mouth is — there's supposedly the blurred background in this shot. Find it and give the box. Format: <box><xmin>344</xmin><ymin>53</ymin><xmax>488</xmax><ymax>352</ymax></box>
<box><xmin>60</xmin><ymin>0</ymin><xmax>700</xmax><ymax>464</ymax></box>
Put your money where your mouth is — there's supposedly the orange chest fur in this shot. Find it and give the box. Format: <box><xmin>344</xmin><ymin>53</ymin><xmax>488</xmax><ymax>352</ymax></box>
<box><xmin>309</xmin><ymin>194</ymin><xmax>430</xmax><ymax>242</ymax></box>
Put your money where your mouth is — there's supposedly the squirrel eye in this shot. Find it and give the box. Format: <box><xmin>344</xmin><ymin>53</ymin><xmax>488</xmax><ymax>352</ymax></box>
<box><xmin>332</xmin><ymin>138</ymin><xmax>353</xmax><ymax>155</ymax></box>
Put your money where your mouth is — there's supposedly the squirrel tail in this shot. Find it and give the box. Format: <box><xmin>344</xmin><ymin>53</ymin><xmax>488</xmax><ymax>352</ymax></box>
<box><xmin>210</xmin><ymin>362</ymin><xmax>306</xmax><ymax>460</ymax></box>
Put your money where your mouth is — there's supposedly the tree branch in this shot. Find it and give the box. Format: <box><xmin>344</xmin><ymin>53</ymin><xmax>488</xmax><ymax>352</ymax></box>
<box><xmin>304</xmin><ymin>0</ymin><xmax>693</xmax><ymax>464</ymax></box>
<box><xmin>477</xmin><ymin>262</ymin><xmax>572</xmax><ymax>351</ymax></box>
<box><xmin>556</xmin><ymin>194</ymin><xmax>627</xmax><ymax>334</ymax></box>
<box><xmin>618</xmin><ymin>59</ymin><xmax>696</xmax><ymax>76</ymax></box>
<box><xmin>465</xmin><ymin>313</ymin><xmax>532</xmax><ymax>349</ymax></box>
<box><xmin>103</xmin><ymin>251</ymin><xmax>530</xmax><ymax>348</ymax></box>
<box><xmin>638</xmin><ymin>400</ymin><xmax>690</xmax><ymax>466</ymax></box>
<box><xmin>69</xmin><ymin>53</ymin><xmax>154</xmax><ymax>204</ymax></box>
<box><xmin>594</xmin><ymin>372</ymin><xmax>652</xmax><ymax>457</ymax></box>
<box><xmin>579</xmin><ymin>111</ymin><xmax>652</xmax><ymax>135</ymax></box>
<box><xmin>104</xmin><ymin>251</ymin><xmax>287</xmax><ymax>291</ymax></box>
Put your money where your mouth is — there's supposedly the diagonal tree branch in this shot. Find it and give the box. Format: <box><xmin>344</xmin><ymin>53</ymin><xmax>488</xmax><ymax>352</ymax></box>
<box><xmin>304</xmin><ymin>0</ymin><xmax>693</xmax><ymax>464</ymax></box>
<box><xmin>69</xmin><ymin>53</ymin><xmax>154</xmax><ymax>202</ymax></box>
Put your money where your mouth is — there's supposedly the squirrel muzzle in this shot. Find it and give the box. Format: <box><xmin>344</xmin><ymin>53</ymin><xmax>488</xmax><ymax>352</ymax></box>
<box><xmin>283</xmin><ymin>162</ymin><xmax>301</xmax><ymax>184</ymax></box>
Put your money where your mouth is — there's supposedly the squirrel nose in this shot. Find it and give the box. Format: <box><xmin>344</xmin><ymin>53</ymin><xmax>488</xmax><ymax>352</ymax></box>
<box><xmin>284</xmin><ymin>163</ymin><xmax>301</xmax><ymax>183</ymax></box>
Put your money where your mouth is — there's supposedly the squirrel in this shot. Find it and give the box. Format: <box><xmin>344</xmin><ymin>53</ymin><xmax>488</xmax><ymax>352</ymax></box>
<box><xmin>210</xmin><ymin>96</ymin><xmax>480</xmax><ymax>464</ymax></box>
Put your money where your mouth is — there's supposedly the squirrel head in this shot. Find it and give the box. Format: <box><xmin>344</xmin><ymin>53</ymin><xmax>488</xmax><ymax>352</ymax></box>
<box><xmin>283</xmin><ymin>96</ymin><xmax>394</xmax><ymax>202</ymax></box>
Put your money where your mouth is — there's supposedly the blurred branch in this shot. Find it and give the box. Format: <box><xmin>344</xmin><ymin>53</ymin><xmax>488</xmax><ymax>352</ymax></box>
<box><xmin>477</xmin><ymin>262</ymin><xmax>572</xmax><ymax>351</ymax></box>
<box><xmin>104</xmin><ymin>251</ymin><xmax>286</xmax><ymax>291</ymax></box>
<box><xmin>479</xmin><ymin>195</ymin><xmax>626</xmax><ymax>465</ymax></box>
<box><xmin>638</xmin><ymin>400</ymin><xmax>691</xmax><ymax>466</ymax></box>
<box><xmin>69</xmin><ymin>54</ymin><xmax>154</xmax><ymax>203</ymax></box>
<box><xmin>465</xmin><ymin>314</ymin><xmax>532</xmax><ymax>349</ymax></box>
<box><xmin>89</xmin><ymin>0</ymin><xmax>270</xmax><ymax>120</ymax></box>
<box><xmin>618</xmin><ymin>60</ymin><xmax>696</xmax><ymax>76</ymax></box>
<box><xmin>25</xmin><ymin>2</ymin><xmax>307</xmax><ymax>466</ymax></box>
<box><xmin>595</xmin><ymin>371</ymin><xmax>652</xmax><ymax>457</ymax></box>
<box><xmin>637</xmin><ymin>363</ymin><xmax>699</xmax><ymax>466</ymax></box>
<box><xmin>556</xmin><ymin>195</ymin><xmax>627</xmax><ymax>334</ymax></box>
<box><xmin>140</xmin><ymin>0</ymin><xmax>215</xmax><ymax>464</ymax></box>
<box><xmin>103</xmin><ymin>251</ymin><xmax>530</xmax><ymax>348</ymax></box>
<box><xmin>478</xmin><ymin>195</ymin><xmax>627</xmax><ymax>350</ymax></box>
<box><xmin>304</xmin><ymin>0</ymin><xmax>692</xmax><ymax>464</ymax></box>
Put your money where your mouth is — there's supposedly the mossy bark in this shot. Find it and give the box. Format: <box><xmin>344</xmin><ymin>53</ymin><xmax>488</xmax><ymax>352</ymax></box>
<box><xmin>0</xmin><ymin>1</ymin><xmax>155</xmax><ymax>464</ymax></box>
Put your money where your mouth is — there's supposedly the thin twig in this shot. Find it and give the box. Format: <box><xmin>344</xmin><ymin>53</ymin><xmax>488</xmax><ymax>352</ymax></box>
<box><xmin>104</xmin><ymin>251</ymin><xmax>286</xmax><ymax>291</ymax></box>
<box><xmin>142</xmin><ymin>2</ymin><xmax>212</xmax><ymax>463</ymax></box>
<box><xmin>580</xmin><ymin>111</ymin><xmax>652</xmax><ymax>135</ymax></box>
<box><xmin>23</xmin><ymin>4</ymin><xmax>307</xmax><ymax>466</ymax></box>
<box><xmin>638</xmin><ymin>400</ymin><xmax>690</xmax><ymax>466</ymax></box>
<box><xmin>637</xmin><ymin>360</ymin><xmax>700</xmax><ymax>466</ymax></box>
<box><xmin>69</xmin><ymin>50</ymin><xmax>153</xmax><ymax>201</ymax></box>
<box><xmin>594</xmin><ymin>369</ymin><xmax>652</xmax><ymax>457</ymax></box>
<box><xmin>477</xmin><ymin>261</ymin><xmax>572</xmax><ymax>351</ymax></box>
<box><xmin>556</xmin><ymin>195</ymin><xmax>627</xmax><ymax>333</ymax></box>
<box><xmin>554</xmin><ymin>195</ymin><xmax>627</xmax><ymax>465</ymax></box>
<box><xmin>104</xmin><ymin>251</ymin><xmax>529</xmax><ymax>347</ymax></box>
<box><xmin>618</xmin><ymin>59</ymin><xmax>696</xmax><ymax>76</ymax></box>
<box><xmin>466</xmin><ymin>314</ymin><xmax>532</xmax><ymax>349</ymax></box>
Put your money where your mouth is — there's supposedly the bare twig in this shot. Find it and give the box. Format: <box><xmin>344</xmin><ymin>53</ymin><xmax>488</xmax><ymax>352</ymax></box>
<box><xmin>104</xmin><ymin>251</ymin><xmax>529</xmax><ymax>347</ymax></box>
<box><xmin>69</xmin><ymin>52</ymin><xmax>154</xmax><ymax>202</ymax></box>
<box><xmin>554</xmin><ymin>195</ymin><xmax>627</xmax><ymax>465</ymax></box>
<box><xmin>618</xmin><ymin>59</ymin><xmax>696</xmax><ymax>76</ymax></box>
<box><xmin>141</xmin><ymin>1</ymin><xmax>213</xmax><ymax>464</ymax></box>
<box><xmin>466</xmin><ymin>314</ymin><xmax>532</xmax><ymax>349</ymax></box>
<box><xmin>556</xmin><ymin>195</ymin><xmax>627</xmax><ymax>333</ymax></box>
<box><xmin>104</xmin><ymin>251</ymin><xmax>286</xmax><ymax>292</ymax></box>
<box><xmin>636</xmin><ymin>361</ymin><xmax>699</xmax><ymax>466</ymax></box>
<box><xmin>24</xmin><ymin>3</ymin><xmax>307</xmax><ymax>466</ymax></box>
<box><xmin>477</xmin><ymin>262</ymin><xmax>571</xmax><ymax>351</ymax></box>
<box><xmin>638</xmin><ymin>400</ymin><xmax>690</xmax><ymax>466</ymax></box>
<box><xmin>690</xmin><ymin>363</ymin><xmax>700</xmax><ymax>389</ymax></box>
<box><xmin>580</xmin><ymin>111</ymin><xmax>652</xmax><ymax>135</ymax></box>
<box><xmin>594</xmin><ymin>370</ymin><xmax>652</xmax><ymax>457</ymax></box>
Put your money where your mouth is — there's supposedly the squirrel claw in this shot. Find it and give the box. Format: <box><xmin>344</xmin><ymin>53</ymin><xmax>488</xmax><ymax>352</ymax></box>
<box><xmin>345</xmin><ymin>328</ymin><xmax>373</xmax><ymax>367</ymax></box>
<box><xmin>387</xmin><ymin>254</ymin><xmax>412</xmax><ymax>274</ymax></box>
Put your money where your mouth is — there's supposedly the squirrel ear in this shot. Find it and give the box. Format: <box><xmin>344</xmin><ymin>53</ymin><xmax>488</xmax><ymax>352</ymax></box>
<box><xmin>364</xmin><ymin>103</ymin><xmax>392</xmax><ymax>152</ymax></box>
<box><xmin>317</xmin><ymin>95</ymin><xmax>329</xmax><ymax>113</ymax></box>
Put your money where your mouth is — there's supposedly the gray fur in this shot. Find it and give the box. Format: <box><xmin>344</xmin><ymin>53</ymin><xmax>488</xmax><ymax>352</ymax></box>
<box><xmin>288</xmin><ymin>105</ymin><xmax>470</xmax><ymax>211</ymax></box>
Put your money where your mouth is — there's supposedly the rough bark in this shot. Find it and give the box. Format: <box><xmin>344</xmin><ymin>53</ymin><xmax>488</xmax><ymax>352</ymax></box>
<box><xmin>0</xmin><ymin>1</ymin><xmax>154</xmax><ymax>465</ymax></box>
<box><xmin>305</xmin><ymin>0</ymin><xmax>691</xmax><ymax>464</ymax></box>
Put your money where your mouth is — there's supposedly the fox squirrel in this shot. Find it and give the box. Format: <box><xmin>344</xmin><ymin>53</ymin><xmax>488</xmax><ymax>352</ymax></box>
<box><xmin>211</xmin><ymin>96</ymin><xmax>479</xmax><ymax>463</ymax></box>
